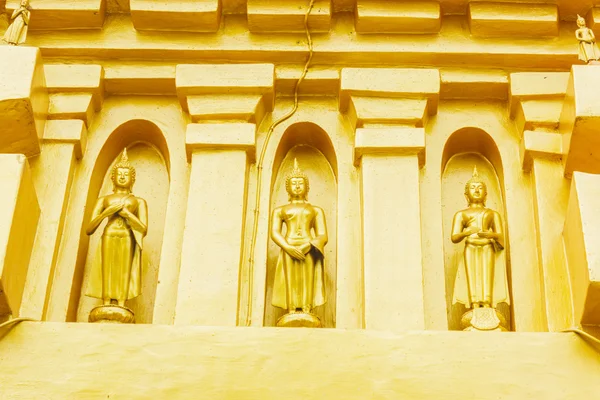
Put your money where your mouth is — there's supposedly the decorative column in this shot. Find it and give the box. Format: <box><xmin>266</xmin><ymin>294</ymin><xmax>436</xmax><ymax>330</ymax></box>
<box><xmin>19</xmin><ymin>120</ymin><xmax>86</xmax><ymax>320</ymax></box>
<box><xmin>172</xmin><ymin>63</ymin><xmax>274</xmax><ymax>325</ymax></box>
<box><xmin>510</xmin><ymin>72</ymin><xmax>572</xmax><ymax>331</ymax></box>
<box><xmin>560</xmin><ymin>64</ymin><xmax>600</xmax><ymax>327</ymax></box>
<box><xmin>0</xmin><ymin>45</ymin><xmax>46</xmax><ymax>319</ymax></box>
<box><xmin>0</xmin><ymin>154</ymin><xmax>40</xmax><ymax>319</ymax></box>
<box><xmin>341</xmin><ymin>67</ymin><xmax>439</xmax><ymax>331</ymax></box>
<box><xmin>563</xmin><ymin>172</ymin><xmax>600</xmax><ymax>326</ymax></box>
<box><xmin>28</xmin><ymin>64</ymin><xmax>102</xmax><ymax>322</ymax></box>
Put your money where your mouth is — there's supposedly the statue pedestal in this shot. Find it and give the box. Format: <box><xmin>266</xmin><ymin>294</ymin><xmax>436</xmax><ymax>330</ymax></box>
<box><xmin>461</xmin><ymin>308</ymin><xmax>508</xmax><ymax>332</ymax></box>
<box><xmin>276</xmin><ymin>312</ymin><xmax>322</xmax><ymax>328</ymax></box>
<box><xmin>89</xmin><ymin>305</ymin><xmax>135</xmax><ymax>324</ymax></box>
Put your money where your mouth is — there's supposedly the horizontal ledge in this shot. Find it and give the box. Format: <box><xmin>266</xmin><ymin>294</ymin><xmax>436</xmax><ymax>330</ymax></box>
<box><xmin>355</xmin><ymin>1</ymin><xmax>441</xmax><ymax>34</ymax></box>
<box><xmin>130</xmin><ymin>0</ymin><xmax>221</xmax><ymax>32</ymax></box>
<box><xmin>0</xmin><ymin>323</ymin><xmax>599</xmax><ymax>399</ymax></box>
<box><xmin>468</xmin><ymin>2</ymin><xmax>559</xmax><ymax>38</ymax></box>
<box><xmin>248</xmin><ymin>0</ymin><xmax>331</xmax><ymax>33</ymax></box>
<box><xmin>24</xmin><ymin>15</ymin><xmax>582</xmax><ymax>70</ymax></box>
<box><xmin>6</xmin><ymin>0</ymin><xmax>105</xmax><ymax>30</ymax></box>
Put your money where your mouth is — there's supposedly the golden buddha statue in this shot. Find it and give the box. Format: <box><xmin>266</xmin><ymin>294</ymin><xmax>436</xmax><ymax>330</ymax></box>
<box><xmin>271</xmin><ymin>159</ymin><xmax>328</xmax><ymax>327</ymax></box>
<box><xmin>86</xmin><ymin>149</ymin><xmax>148</xmax><ymax>323</ymax></box>
<box><xmin>451</xmin><ymin>167</ymin><xmax>510</xmax><ymax>331</ymax></box>
<box><xmin>575</xmin><ymin>15</ymin><xmax>600</xmax><ymax>64</ymax></box>
<box><xmin>2</xmin><ymin>0</ymin><xmax>30</xmax><ymax>46</ymax></box>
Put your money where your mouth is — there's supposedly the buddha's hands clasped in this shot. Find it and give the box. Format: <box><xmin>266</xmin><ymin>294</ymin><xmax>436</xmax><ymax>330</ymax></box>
<box><xmin>463</xmin><ymin>226</ymin><xmax>480</xmax><ymax>237</ymax></box>
<box><xmin>284</xmin><ymin>245</ymin><xmax>306</xmax><ymax>261</ymax></box>
<box><xmin>104</xmin><ymin>202</ymin><xmax>124</xmax><ymax>217</ymax></box>
<box><xmin>477</xmin><ymin>230</ymin><xmax>496</xmax><ymax>239</ymax></box>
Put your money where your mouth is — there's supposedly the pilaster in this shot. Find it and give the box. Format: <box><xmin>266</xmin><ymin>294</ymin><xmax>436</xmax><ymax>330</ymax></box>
<box><xmin>172</xmin><ymin>63</ymin><xmax>273</xmax><ymax>326</ymax></box>
<box><xmin>19</xmin><ymin>120</ymin><xmax>86</xmax><ymax>320</ymax></box>
<box><xmin>342</xmin><ymin>67</ymin><xmax>439</xmax><ymax>331</ymax></box>
<box><xmin>0</xmin><ymin>154</ymin><xmax>40</xmax><ymax>317</ymax></box>
<box><xmin>564</xmin><ymin>172</ymin><xmax>600</xmax><ymax>326</ymax></box>
<box><xmin>510</xmin><ymin>72</ymin><xmax>571</xmax><ymax>331</ymax></box>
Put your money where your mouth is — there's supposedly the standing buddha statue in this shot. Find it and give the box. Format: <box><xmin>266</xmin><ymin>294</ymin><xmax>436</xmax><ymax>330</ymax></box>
<box><xmin>450</xmin><ymin>167</ymin><xmax>510</xmax><ymax>331</ymax></box>
<box><xmin>271</xmin><ymin>159</ymin><xmax>328</xmax><ymax>327</ymax></box>
<box><xmin>86</xmin><ymin>148</ymin><xmax>148</xmax><ymax>323</ymax></box>
<box><xmin>2</xmin><ymin>0</ymin><xmax>30</xmax><ymax>46</ymax></box>
<box><xmin>575</xmin><ymin>14</ymin><xmax>600</xmax><ymax>64</ymax></box>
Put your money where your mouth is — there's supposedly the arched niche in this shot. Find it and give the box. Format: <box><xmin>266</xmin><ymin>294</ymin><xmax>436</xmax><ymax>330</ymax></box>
<box><xmin>73</xmin><ymin>120</ymin><xmax>170</xmax><ymax>323</ymax></box>
<box><xmin>441</xmin><ymin>128</ymin><xmax>512</xmax><ymax>331</ymax></box>
<box><xmin>264</xmin><ymin>122</ymin><xmax>338</xmax><ymax>327</ymax></box>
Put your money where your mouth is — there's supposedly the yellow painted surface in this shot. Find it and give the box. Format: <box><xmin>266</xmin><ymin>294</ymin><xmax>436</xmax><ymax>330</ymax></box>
<box><xmin>564</xmin><ymin>172</ymin><xmax>600</xmax><ymax>325</ymax></box>
<box><xmin>0</xmin><ymin>155</ymin><xmax>39</xmax><ymax>316</ymax></box>
<box><xmin>176</xmin><ymin>147</ymin><xmax>250</xmax><ymax>326</ymax></box>
<box><xmin>2</xmin><ymin>0</ymin><xmax>600</xmax><ymax>396</ymax></box>
<box><xmin>0</xmin><ymin>46</ymin><xmax>47</xmax><ymax>157</ymax></box>
<box><xmin>130</xmin><ymin>0</ymin><xmax>221</xmax><ymax>32</ymax></box>
<box><xmin>561</xmin><ymin>65</ymin><xmax>600</xmax><ymax>176</ymax></box>
<box><xmin>5</xmin><ymin>0</ymin><xmax>106</xmax><ymax>30</ymax></box>
<box><xmin>361</xmin><ymin>154</ymin><xmax>425</xmax><ymax>330</ymax></box>
<box><xmin>248</xmin><ymin>0</ymin><xmax>331</xmax><ymax>32</ymax></box>
<box><xmin>2</xmin><ymin>323</ymin><xmax>600</xmax><ymax>399</ymax></box>
<box><xmin>19</xmin><ymin>143</ymin><xmax>75</xmax><ymax>320</ymax></box>
<box><xmin>355</xmin><ymin>1</ymin><xmax>440</xmax><ymax>34</ymax></box>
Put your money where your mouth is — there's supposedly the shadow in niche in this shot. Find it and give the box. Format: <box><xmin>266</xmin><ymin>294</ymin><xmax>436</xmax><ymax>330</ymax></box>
<box><xmin>264</xmin><ymin>122</ymin><xmax>338</xmax><ymax>328</ymax></box>
<box><xmin>441</xmin><ymin>128</ymin><xmax>513</xmax><ymax>331</ymax></box>
<box><xmin>71</xmin><ymin>120</ymin><xmax>170</xmax><ymax>324</ymax></box>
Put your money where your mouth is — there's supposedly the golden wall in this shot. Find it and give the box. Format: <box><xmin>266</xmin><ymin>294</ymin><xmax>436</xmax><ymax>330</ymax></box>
<box><xmin>0</xmin><ymin>0</ymin><xmax>600</xmax><ymax>398</ymax></box>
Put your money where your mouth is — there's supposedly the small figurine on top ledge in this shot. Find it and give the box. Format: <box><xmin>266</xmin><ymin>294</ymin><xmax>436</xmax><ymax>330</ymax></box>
<box><xmin>575</xmin><ymin>14</ymin><xmax>600</xmax><ymax>64</ymax></box>
<box><xmin>2</xmin><ymin>0</ymin><xmax>30</xmax><ymax>46</ymax></box>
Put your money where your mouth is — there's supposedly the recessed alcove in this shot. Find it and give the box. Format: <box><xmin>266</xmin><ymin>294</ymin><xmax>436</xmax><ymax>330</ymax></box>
<box><xmin>73</xmin><ymin>120</ymin><xmax>170</xmax><ymax>324</ymax></box>
<box><xmin>263</xmin><ymin>122</ymin><xmax>338</xmax><ymax>328</ymax></box>
<box><xmin>441</xmin><ymin>127</ymin><xmax>513</xmax><ymax>331</ymax></box>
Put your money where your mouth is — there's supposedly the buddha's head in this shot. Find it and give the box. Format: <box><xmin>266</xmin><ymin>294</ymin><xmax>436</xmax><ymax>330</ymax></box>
<box><xmin>285</xmin><ymin>158</ymin><xmax>309</xmax><ymax>200</ymax></box>
<box><xmin>20</xmin><ymin>0</ymin><xmax>29</xmax><ymax>7</ymax></box>
<box><xmin>464</xmin><ymin>166</ymin><xmax>487</xmax><ymax>205</ymax></box>
<box><xmin>111</xmin><ymin>148</ymin><xmax>136</xmax><ymax>191</ymax></box>
<box><xmin>577</xmin><ymin>15</ymin><xmax>587</xmax><ymax>28</ymax></box>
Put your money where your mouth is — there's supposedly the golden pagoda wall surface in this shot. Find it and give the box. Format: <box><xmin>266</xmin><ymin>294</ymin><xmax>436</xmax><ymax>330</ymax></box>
<box><xmin>0</xmin><ymin>0</ymin><xmax>600</xmax><ymax>398</ymax></box>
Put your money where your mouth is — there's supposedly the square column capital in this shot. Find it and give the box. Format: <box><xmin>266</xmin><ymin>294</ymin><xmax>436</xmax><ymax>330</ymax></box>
<box><xmin>354</xmin><ymin>127</ymin><xmax>425</xmax><ymax>167</ymax></box>
<box><xmin>560</xmin><ymin>65</ymin><xmax>600</xmax><ymax>177</ymax></box>
<box><xmin>176</xmin><ymin>64</ymin><xmax>274</xmax><ymax>126</ymax></box>
<box><xmin>0</xmin><ymin>46</ymin><xmax>48</xmax><ymax>157</ymax></box>
<box><xmin>185</xmin><ymin>123</ymin><xmax>256</xmax><ymax>162</ymax></box>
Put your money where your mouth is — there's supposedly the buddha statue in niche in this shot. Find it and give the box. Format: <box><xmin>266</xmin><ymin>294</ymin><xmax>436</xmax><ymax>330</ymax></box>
<box><xmin>271</xmin><ymin>159</ymin><xmax>328</xmax><ymax>328</ymax></box>
<box><xmin>85</xmin><ymin>149</ymin><xmax>148</xmax><ymax>323</ymax></box>
<box><xmin>451</xmin><ymin>167</ymin><xmax>510</xmax><ymax>331</ymax></box>
<box><xmin>2</xmin><ymin>0</ymin><xmax>30</xmax><ymax>46</ymax></box>
<box><xmin>575</xmin><ymin>15</ymin><xmax>600</xmax><ymax>64</ymax></box>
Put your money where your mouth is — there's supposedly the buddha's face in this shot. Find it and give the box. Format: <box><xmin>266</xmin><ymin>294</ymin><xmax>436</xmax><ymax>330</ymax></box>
<box><xmin>20</xmin><ymin>0</ymin><xmax>27</xmax><ymax>7</ymax></box>
<box><xmin>114</xmin><ymin>167</ymin><xmax>132</xmax><ymax>189</ymax></box>
<box><xmin>289</xmin><ymin>177</ymin><xmax>307</xmax><ymax>198</ymax></box>
<box><xmin>466</xmin><ymin>181</ymin><xmax>486</xmax><ymax>204</ymax></box>
<box><xmin>578</xmin><ymin>17</ymin><xmax>586</xmax><ymax>28</ymax></box>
